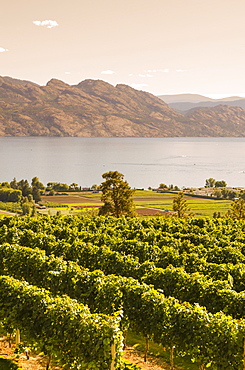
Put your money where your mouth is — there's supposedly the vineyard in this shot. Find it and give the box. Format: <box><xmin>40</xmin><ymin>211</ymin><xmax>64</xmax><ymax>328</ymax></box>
<box><xmin>1</xmin><ymin>215</ymin><xmax>245</xmax><ymax>369</ymax></box>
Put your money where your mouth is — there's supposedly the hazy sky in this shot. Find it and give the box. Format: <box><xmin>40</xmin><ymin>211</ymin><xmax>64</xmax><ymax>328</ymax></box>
<box><xmin>1</xmin><ymin>0</ymin><xmax>245</xmax><ymax>97</ymax></box>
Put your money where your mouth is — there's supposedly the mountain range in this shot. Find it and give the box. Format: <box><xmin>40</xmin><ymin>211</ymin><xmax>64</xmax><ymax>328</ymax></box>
<box><xmin>158</xmin><ymin>93</ymin><xmax>245</xmax><ymax>112</ymax></box>
<box><xmin>1</xmin><ymin>76</ymin><xmax>245</xmax><ymax>137</ymax></box>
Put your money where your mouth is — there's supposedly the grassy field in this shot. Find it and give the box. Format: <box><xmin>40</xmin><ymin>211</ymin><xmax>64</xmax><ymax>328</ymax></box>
<box><xmin>39</xmin><ymin>190</ymin><xmax>232</xmax><ymax>218</ymax></box>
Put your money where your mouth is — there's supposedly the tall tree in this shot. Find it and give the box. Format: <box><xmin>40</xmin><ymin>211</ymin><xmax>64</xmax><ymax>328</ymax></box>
<box><xmin>214</xmin><ymin>180</ymin><xmax>227</xmax><ymax>188</ymax></box>
<box><xmin>172</xmin><ymin>192</ymin><xmax>193</xmax><ymax>218</ymax></box>
<box><xmin>99</xmin><ymin>171</ymin><xmax>136</xmax><ymax>217</ymax></box>
<box><xmin>205</xmin><ymin>178</ymin><xmax>216</xmax><ymax>187</ymax></box>
<box><xmin>228</xmin><ymin>197</ymin><xmax>245</xmax><ymax>219</ymax></box>
<box><xmin>32</xmin><ymin>186</ymin><xmax>41</xmax><ymax>202</ymax></box>
<box><xmin>10</xmin><ymin>177</ymin><xmax>18</xmax><ymax>189</ymax></box>
<box><xmin>31</xmin><ymin>177</ymin><xmax>45</xmax><ymax>190</ymax></box>
<box><xmin>17</xmin><ymin>179</ymin><xmax>32</xmax><ymax>197</ymax></box>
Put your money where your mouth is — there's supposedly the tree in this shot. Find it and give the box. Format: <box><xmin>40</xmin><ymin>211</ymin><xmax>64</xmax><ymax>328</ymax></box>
<box><xmin>69</xmin><ymin>183</ymin><xmax>79</xmax><ymax>191</ymax></box>
<box><xmin>47</xmin><ymin>182</ymin><xmax>69</xmax><ymax>192</ymax></box>
<box><xmin>31</xmin><ymin>177</ymin><xmax>45</xmax><ymax>190</ymax></box>
<box><xmin>228</xmin><ymin>197</ymin><xmax>245</xmax><ymax>219</ymax></box>
<box><xmin>99</xmin><ymin>171</ymin><xmax>136</xmax><ymax>217</ymax></box>
<box><xmin>91</xmin><ymin>184</ymin><xmax>99</xmax><ymax>191</ymax></box>
<box><xmin>212</xmin><ymin>189</ymin><xmax>222</xmax><ymax>198</ymax></box>
<box><xmin>10</xmin><ymin>177</ymin><xmax>18</xmax><ymax>189</ymax></box>
<box><xmin>172</xmin><ymin>192</ymin><xmax>193</xmax><ymax>218</ymax></box>
<box><xmin>17</xmin><ymin>179</ymin><xmax>32</xmax><ymax>197</ymax></box>
<box><xmin>21</xmin><ymin>202</ymin><xmax>32</xmax><ymax>215</ymax></box>
<box><xmin>32</xmin><ymin>186</ymin><xmax>41</xmax><ymax>202</ymax></box>
<box><xmin>205</xmin><ymin>178</ymin><xmax>216</xmax><ymax>187</ymax></box>
<box><xmin>215</xmin><ymin>180</ymin><xmax>227</xmax><ymax>188</ymax></box>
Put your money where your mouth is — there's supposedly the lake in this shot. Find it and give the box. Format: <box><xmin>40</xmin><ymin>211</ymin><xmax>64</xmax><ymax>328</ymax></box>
<box><xmin>1</xmin><ymin>137</ymin><xmax>245</xmax><ymax>189</ymax></box>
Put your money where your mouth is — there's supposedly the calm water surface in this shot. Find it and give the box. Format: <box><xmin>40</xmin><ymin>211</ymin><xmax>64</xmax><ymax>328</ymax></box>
<box><xmin>1</xmin><ymin>137</ymin><xmax>245</xmax><ymax>189</ymax></box>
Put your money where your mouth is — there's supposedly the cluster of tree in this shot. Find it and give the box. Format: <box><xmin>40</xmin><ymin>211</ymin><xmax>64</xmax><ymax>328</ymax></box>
<box><xmin>212</xmin><ymin>188</ymin><xmax>238</xmax><ymax>199</ymax></box>
<box><xmin>0</xmin><ymin>177</ymin><xmax>45</xmax><ymax>203</ymax></box>
<box><xmin>46</xmin><ymin>182</ymin><xmax>82</xmax><ymax>193</ymax></box>
<box><xmin>211</xmin><ymin>188</ymin><xmax>245</xmax><ymax>201</ymax></box>
<box><xmin>0</xmin><ymin>188</ymin><xmax>22</xmax><ymax>203</ymax></box>
<box><xmin>159</xmin><ymin>183</ymin><xmax>180</xmax><ymax>191</ymax></box>
<box><xmin>205</xmin><ymin>178</ymin><xmax>227</xmax><ymax>188</ymax></box>
<box><xmin>0</xmin><ymin>177</ymin><xmax>87</xmax><ymax>205</ymax></box>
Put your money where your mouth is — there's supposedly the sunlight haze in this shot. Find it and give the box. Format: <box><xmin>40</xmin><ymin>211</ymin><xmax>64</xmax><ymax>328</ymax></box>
<box><xmin>1</xmin><ymin>0</ymin><xmax>245</xmax><ymax>97</ymax></box>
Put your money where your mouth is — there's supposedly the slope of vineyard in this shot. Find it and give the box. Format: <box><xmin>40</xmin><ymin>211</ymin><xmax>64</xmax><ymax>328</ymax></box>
<box><xmin>1</xmin><ymin>215</ymin><xmax>245</xmax><ymax>369</ymax></box>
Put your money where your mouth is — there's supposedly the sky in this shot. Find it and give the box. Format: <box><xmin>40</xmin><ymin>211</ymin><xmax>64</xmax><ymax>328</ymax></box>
<box><xmin>1</xmin><ymin>0</ymin><xmax>245</xmax><ymax>98</ymax></box>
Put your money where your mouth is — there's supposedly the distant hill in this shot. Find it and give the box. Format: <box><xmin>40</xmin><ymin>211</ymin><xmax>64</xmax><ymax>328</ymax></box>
<box><xmin>1</xmin><ymin>76</ymin><xmax>245</xmax><ymax>136</ymax></box>
<box><xmin>158</xmin><ymin>93</ymin><xmax>215</xmax><ymax>103</ymax></box>
<box><xmin>158</xmin><ymin>93</ymin><xmax>245</xmax><ymax>112</ymax></box>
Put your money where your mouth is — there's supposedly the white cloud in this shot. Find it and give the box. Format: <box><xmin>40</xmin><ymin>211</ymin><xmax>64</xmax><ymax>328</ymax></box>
<box><xmin>128</xmin><ymin>74</ymin><xmax>133</xmax><ymax>76</ymax></box>
<box><xmin>65</xmin><ymin>72</ymin><xmax>71</xmax><ymax>74</ymax></box>
<box><xmin>101</xmin><ymin>70</ymin><xmax>115</xmax><ymax>75</ymax></box>
<box><xmin>146</xmin><ymin>69</ymin><xmax>169</xmax><ymax>73</ymax></box>
<box><xmin>33</xmin><ymin>20</ymin><xmax>59</xmax><ymax>28</ymax></box>
<box><xmin>176</xmin><ymin>69</ymin><xmax>187</xmax><ymax>72</ymax></box>
<box><xmin>131</xmin><ymin>83</ymin><xmax>148</xmax><ymax>90</ymax></box>
<box><xmin>138</xmin><ymin>74</ymin><xmax>153</xmax><ymax>78</ymax></box>
<box><xmin>0</xmin><ymin>47</ymin><xmax>8</xmax><ymax>53</ymax></box>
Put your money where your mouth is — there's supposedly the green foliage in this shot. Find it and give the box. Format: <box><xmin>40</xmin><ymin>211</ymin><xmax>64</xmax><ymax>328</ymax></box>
<box><xmin>0</xmin><ymin>182</ymin><xmax>10</xmax><ymax>188</ymax></box>
<box><xmin>206</xmin><ymin>178</ymin><xmax>227</xmax><ymax>188</ymax></box>
<box><xmin>205</xmin><ymin>178</ymin><xmax>216</xmax><ymax>187</ymax></box>
<box><xmin>0</xmin><ymin>357</ymin><xmax>23</xmax><ymax>370</ymax></box>
<box><xmin>2</xmin><ymin>215</ymin><xmax>245</xmax><ymax>368</ymax></box>
<box><xmin>215</xmin><ymin>180</ymin><xmax>227</xmax><ymax>188</ymax></box>
<box><xmin>0</xmin><ymin>201</ymin><xmax>21</xmax><ymax>213</ymax></box>
<box><xmin>31</xmin><ymin>176</ymin><xmax>44</xmax><ymax>190</ymax></box>
<box><xmin>122</xmin><ymin>359</ymin><xmax>144</xmax><ymax>370</ymax></box>
<box><xmin>0</xmin><ymin>275</ymin><xmax>123</xmax><ymax>370</ymax></box>
<box><xmin>47</xmin><ymin>182</ymin><xmax>69</xmax><ymax>192</ymax></box>
<box><xmin>228</xmin><ymin>197</ymin><xmax>245</xmax><ymax>219</ymax></box>
<box><xmin>172</xmin><ymin>192</ymin><xmax>193</xmax><ymax>217</ymax></box>
<box><xmin>99</xmin><ymin>171</ymin><xmax>136</xmax><ymax>217</ymax></box>
<box><xmin>32</xmin><ymin>186</ymin><xmax>41</xmax><ymax>202</ymax></box>
<box><xmin>21</xmin><ymin>202</ymin><xmax>32</xmax><ymax>216</ymax></box>
<box><xmin>69</xmin><ymin>183</ymin><xmax>79</xmax><ymax>191</ymax></box>
<box><xmin>0</xmin><ymin>188</ymin><xmax>22</xmax><ymax>203</ymax></box>
<box><xmin>17</xmin><ymin>180</ymin><xmax>32</xmax><ymax>197</ymax></box>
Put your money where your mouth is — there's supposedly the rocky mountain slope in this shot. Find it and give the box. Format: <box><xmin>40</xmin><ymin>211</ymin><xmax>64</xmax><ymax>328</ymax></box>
<box><xmin>0</xmin><ymin>76</ymin><xmax>245</xmax><ymax>136</ymax></box>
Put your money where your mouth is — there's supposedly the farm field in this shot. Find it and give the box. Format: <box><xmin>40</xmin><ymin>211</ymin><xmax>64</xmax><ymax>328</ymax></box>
<box><xmin>40</xmin><ymin>190</ymin><xmax>232</xmax><ymax>218</ymax></box>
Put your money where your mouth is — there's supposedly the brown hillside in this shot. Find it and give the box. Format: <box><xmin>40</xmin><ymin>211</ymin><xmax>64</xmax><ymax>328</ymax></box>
<box><xmin>0</xmin><ymin>76</ymin><xmax>245</xmax><ymax>136</ymax></box>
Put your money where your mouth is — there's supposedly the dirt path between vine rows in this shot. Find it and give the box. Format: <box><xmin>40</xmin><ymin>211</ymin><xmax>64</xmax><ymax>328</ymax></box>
<box><xmin>0</xmin><ymin>338</ymin><xmax>183</xmax><ymax>370</ymax></box>
<box><xmin>124</xmin><ymin>346</ymin><xmax>184</xmax><ymax>370</ymax></box>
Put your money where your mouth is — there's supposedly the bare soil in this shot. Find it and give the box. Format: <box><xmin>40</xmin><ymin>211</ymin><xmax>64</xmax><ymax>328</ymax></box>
<box><xmin>124</xmin><ymin>346</ymin><xmax>183</xmax><ymax>370</ymax></box>
<box><xmin>136</xmin><ymin>208</ymin><xmax>173</xmax><ymax>216</ymax></box>
<box><xmin>0</xmin><ymin>338</ymin><xmax>61</xmax><ymax>370</ymax></box>
<box><xmin>0</xmin><ymin>339</ymin><xmax>180</xmax><ymax>370</ymax></box>
<box><xmin>41</xmin><ymin>195</ymin><xmax>101</xmax><ymax>204</ymax></box>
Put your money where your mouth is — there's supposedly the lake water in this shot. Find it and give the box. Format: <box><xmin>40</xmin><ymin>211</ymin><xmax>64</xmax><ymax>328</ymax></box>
<box><xmin>1</xmin><ymin>137</ymin><xmax>245</xmax><ymax>189</ymax></box>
